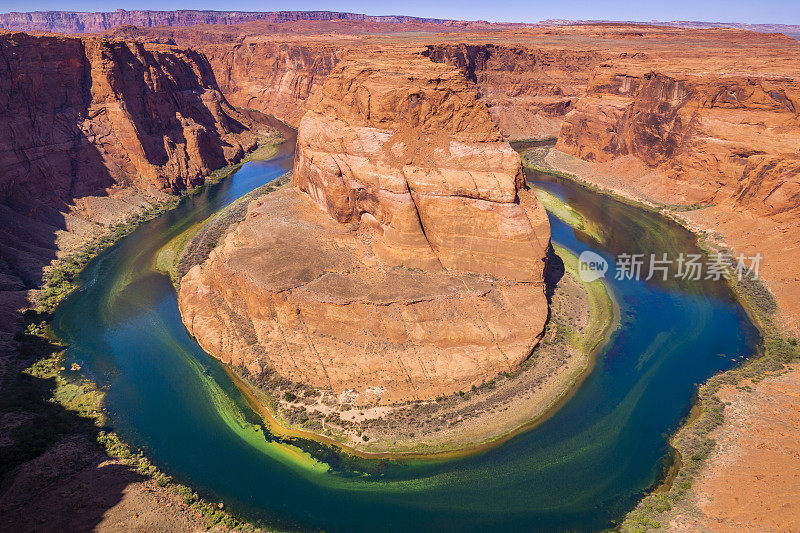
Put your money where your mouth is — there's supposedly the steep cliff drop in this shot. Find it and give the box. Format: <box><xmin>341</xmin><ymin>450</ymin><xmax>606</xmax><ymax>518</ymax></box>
<box><xmin>179</xmin><ymin>54</ymin><xmax>551</xmax><ymax>408</ymax></box>
<box><xmin>552</xmin><ymin>55</ymin><xmax>800</xmax><ymax>329</ymax></box>
<box><xmin>0</xmin><ymin>30</ymin><xmax>268</xmax><ymax>345</ymax></box>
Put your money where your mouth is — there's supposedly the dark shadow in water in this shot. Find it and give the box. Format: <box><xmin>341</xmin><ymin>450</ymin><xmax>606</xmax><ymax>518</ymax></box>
<box><xmin>544</xmin><ymin>244</ymin><xmax>566</xmax><ymax>305</ymax></box>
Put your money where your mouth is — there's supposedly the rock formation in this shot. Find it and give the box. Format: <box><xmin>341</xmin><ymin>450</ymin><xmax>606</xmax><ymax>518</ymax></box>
<box><xmin>103</xmin><ymin>24</ymin><xmax>600</xmax><ymax>140</ymax></box>
<box><xmin>557</xmin><ymin>61</ymin><xmax>800</xmax><ymax>214</ymax></box>
<box><xmin>0</xmin><ymin>10</ymin><xmax>457</xmax><ymax>34</ymax></box>
<box><xmin>0</xmin><ymin>30</ymin><xmax>263</xmax><ymax>344</ymax></box>
<box><xmin>423</xmin><ymin>43</ymin><xmax>598</xmax><ymax>139</ymax></box>
<box><xmin>202</xmin><ymin>41</ymin><xmax>342</xmax><ymax>126</ymax></box>
<box><xmin>179</xmin><ymin>54</ymin><xmax>551</xmax><ymax>404</ymax></box>
<box><xmin>293</xmin><ymin>55</ymin><xmax>551</xmax><ymax>280</ymax></box>
<box><xmin>553</xmin><ymin>47</ymin><xmax>800</xmax><ymax>327</ymax></box>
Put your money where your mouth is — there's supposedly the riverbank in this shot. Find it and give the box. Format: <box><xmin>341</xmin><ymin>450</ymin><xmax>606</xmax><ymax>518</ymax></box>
<box><xmin>0</xmin><ymin>135</ymin><xmax>286</xmax><ymax>532</ymax></box>
<box><xmin>174</xmin><ymin>181</ymin><xmax>618</xmax><ymax>457</ymax></box>
<box><xmin>521</xmin><ymin>146</ymin><xmax>800</xmax><ymax>531</ymax></box>
<box><xmin>156</xmin><ymin>169</ymin><xmax>292</xmax><ymax>284</ymax></box>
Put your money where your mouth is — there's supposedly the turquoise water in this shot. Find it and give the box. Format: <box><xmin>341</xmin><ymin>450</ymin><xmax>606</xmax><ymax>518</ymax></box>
<box><xmin>52</xmin><ymin>141</ymin><xmax>758</xmax><ymax>532</ymax></box>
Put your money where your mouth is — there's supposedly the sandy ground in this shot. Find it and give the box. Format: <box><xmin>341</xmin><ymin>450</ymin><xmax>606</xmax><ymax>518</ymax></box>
<box><xmin>0</xmin><ymin>435</ymin><xmax>232</xmax><ymax>533</ymax></box>
<box><xmin>668</xmin><ymin>364</ymin><xmax>800</xmax><ymax>532</ymax></box>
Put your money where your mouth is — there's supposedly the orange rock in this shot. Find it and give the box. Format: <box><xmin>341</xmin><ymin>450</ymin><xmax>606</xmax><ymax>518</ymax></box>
<box><xmin>179</xmin><ymin>54</ymin><xmax>551</xmax><ymax>404</ymax></box>
<box><xmin>0</xmin><ymin>30</ymin><xmax>263</xmax><ymax>343</ymax></box>
<box><xmin>179</xmin><ymin>187</ymin><xmax>550</xmax><ymax>404</ymax></box>
<box><xmin>294</xmin><ymin>54</ymin><xmax>550</xmax><ymax>282</ymax></box>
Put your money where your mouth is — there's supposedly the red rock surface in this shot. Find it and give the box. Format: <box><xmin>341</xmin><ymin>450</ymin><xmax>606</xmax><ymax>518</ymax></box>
<box><xmin>0</xmin><ymin>30</ymin><xmax>261</xmax><ymax>343</ymax></box>
<box><xmin>422</xmin><ymin>43</ymin><xmax>597</xmax><ymax>139</ymax></box>
<box><xmin>3</xmin><ymin>17</ymin><xmax>800</xmax><ymax>529</ymax></box>
<box><xmin>179</xmin><ymin>54</ymin><xmax>551</xmax><ymax>404</ymax></box>
<box><xmin>294</xmin><ymin>55</ymin><xmax>550</xmax><ymax>279</ymax></box>
<box><xmin>202</xmin><ymin>41</ymin><xmax>342</xmax><ymax>125</ymax></box>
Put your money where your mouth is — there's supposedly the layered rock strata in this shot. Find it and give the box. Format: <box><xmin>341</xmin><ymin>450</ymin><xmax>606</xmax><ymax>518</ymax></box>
<box><xmin>422</xmin><ymin>43</ymin><xmax>598</xmax><ymax>139</ymax></box>
<box><xmin>554</xmin><ymin>54</ymin><xmax>800</xmax><ymax>328</ymax></box>
<box><xmin>179</xmin><ymin>55</ymin><xmax>551</xmax><ymax>404</ymax></box>
<box><xmin>0</xmin><ymin>10</ymin><xmax>457</xmax><ymax>34</ymax></box>
<box><xmin>0</xmin><ymin>30</ymin><xmax>263</xmax><ymax>344</ymax></box>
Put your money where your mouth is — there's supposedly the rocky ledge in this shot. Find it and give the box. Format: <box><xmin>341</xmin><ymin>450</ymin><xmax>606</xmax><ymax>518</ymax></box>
<box><xmin>178</xmin><ymin>54</ymin><xmax>551</xmax><ymax>405</ymax></box>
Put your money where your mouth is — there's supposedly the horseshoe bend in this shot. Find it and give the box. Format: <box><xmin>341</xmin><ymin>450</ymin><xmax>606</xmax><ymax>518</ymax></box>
<box><xmin>1</xmin><ymin>9</ymin><xmax>800</xmax><ymax>533</ymax></box>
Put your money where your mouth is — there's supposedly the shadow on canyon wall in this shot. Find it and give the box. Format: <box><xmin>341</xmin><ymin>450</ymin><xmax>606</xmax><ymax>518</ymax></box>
<box><xmin>0</xmin><ymin>32</ymin><xmax>270</xmax><ymax>530</ymax></box>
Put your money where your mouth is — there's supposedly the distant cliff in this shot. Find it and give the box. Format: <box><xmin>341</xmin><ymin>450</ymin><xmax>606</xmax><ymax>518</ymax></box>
<box><xmin>0</xmin><ymin>10</ymin><xmax>454</xmax><ymax>34</ymax></box>
<box><xmin>423</xmin><ymin>43</ymin><xmax>598</xmax><ymax>139</ymax></box>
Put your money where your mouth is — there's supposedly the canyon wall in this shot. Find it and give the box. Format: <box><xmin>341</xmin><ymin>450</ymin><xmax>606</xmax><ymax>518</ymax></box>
<box><xmin>551</xmin><ymin>49</ymin><xmax>800</xmax><ymax>330</ymax></box>
<box><xmin>201</xmin><ymin>40</ymin><xmax>598</xmax><ymax>139</ymax></box>
<box><xmin>423</xmin><ymin>43</ymin><xmax>598</xmax><ymax>139</ymax></box>
<box><xmin>179</xmin><ymin>55</ymin><xmax>551</xmax><ymax>404</ymax></box>
<box><xmin>0</xmin><ymin>10</ymin><xmax>456</xmax><ymax>34</ymax></box>
<box><xmin>0</xmin><ymin>30</ymin><xmax>261</xmax><ymax>344</ymax></box>
<box><xmin>201</xmin><ymin>42</ymin><xmax>341</xmax><ymax>126</ymax></box>
<box><xmin>557</xmin><ymin>63</ymin><xmax>800</xmax><ymax>215</ymax></box>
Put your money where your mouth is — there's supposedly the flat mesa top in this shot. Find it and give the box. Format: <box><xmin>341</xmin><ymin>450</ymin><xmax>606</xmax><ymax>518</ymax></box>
<box><xmin>225</xmin><ymin>186</ymin><xmax>493</xmax><ymax>304</ymax></box>
<box><xmin>306</xmin><ymin>53</ymin><xmax>503</xmax><ymax>140</ymax></box>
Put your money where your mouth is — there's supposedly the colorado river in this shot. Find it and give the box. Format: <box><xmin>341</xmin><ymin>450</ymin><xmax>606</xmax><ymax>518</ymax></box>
<box><xmin>52</xmin><ymin>136</ymin><xmax>758</xmax><ymax>532</ymax></box>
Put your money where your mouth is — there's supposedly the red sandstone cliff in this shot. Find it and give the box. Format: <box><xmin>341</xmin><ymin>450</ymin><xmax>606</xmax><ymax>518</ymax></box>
<box><xmin>552</xmin><ymin>52</ymin><xmax>800</xmax><ymax>328</ymax></box>
<box><xmin>557</xmin><ymin>63</ymin><xmax>800</xmax><ymax>215</ymax></box>
<box><xmin>0</xmin><ymin>10</ymin><xmax>458</xmax><ymax>34</ymax></box>
<box><xmin>0</xmin><ymin>30</ymin><xmax>261</xmax><ymax>343</ymax></box>
<box><xmin>202</xmin><ymin>41</ymin><xmax>341</xmax><ymax>126</ymax></box>
<box><xmin>423</xmin><ymin>43</ymin><xmax>598</xmax><ymax>139</ymax></box>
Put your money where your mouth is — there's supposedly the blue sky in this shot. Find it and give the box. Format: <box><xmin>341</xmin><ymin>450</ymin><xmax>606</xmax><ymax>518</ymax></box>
<box><xmin>0</xmin><ymin>0</ymin><xmax>798</xmax><ymax>25</ymax></box>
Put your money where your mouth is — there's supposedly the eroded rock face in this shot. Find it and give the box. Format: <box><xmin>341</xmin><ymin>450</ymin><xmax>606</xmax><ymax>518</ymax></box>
<box><xmin>423</xmin><ymin>44</ymin><xmax>598</xmax><ymax>140</ymax></box>
<box><xmin>557</xmin><ymin>63</ymin><xmax>800</xmax><ymax>217</ymax></box>
<box><xmin>202</xmin><ymin>41</ymin><xmax>341</xmax><ymax>126</ymax></box>
<box><xmin>294</xmin><ymin>55</ymin><xmax>550</xmax><ymax>281</ymax></box>
<box><xmin>0</xmin><ymin>31</ymin><xmax>258</xmax><ymax>214</ymax></box>
<box><xmin>179</xmin><ymin>55</ymin><xmax>551</xmax><ymax>404</ymax></box>
<box><xmin>0</xmin><ymin>30</ymin><xmax>261</xmax><ymax>343</ymax></box>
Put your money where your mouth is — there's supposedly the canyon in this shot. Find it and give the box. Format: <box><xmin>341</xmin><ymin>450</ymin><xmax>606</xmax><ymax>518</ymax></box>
<box><xmin>0</xmin><ymin>10</ymin><xmax>463</xmax><ymax>34</ymax></box>
<box><xmin>0</xmin><ymin>12</ymin><xmax>799</xmax><ymax>533</ymax></box>
<box><xmin>178</xmin><ymin>54</ymin><xmax>552</xmax><ymax>407</ymax></box>
<box><xmin>110</xmin><ymin>20</ymin><xmax>800</xmax><ymax>329</ymax></box>
<box><xmin>0</xmin><ymin>30</ymin><xmax>275</xmax><ymax>346</ymax></box>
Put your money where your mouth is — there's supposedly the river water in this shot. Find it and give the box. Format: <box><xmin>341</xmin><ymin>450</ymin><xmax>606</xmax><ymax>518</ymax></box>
<box><xmin>52</xmin><ymin>139</ymin><xmax>758</xmax><ymax>532</ymax></box>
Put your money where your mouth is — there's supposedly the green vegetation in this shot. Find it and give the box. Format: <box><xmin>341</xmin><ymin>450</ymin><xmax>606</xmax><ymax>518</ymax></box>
<box><xmin>3</xmin><ymin>138</ymin><xmax>284</xmax><ymax>530</ymax></box>
<box><xmin>623</xmin><ymin>266</ymin><xmax>799</xmax><ymax>531</ymax></box>
<box><xmin>38</xmin><ymin>198</ymin><xmax>179</xmax><ymax>312</ymax></box>
<box><xmin>552</xmin><ymin>244</ymin><xmax>618</xmax><ymax>353</ymax></box>
<box><xmin>511</xmin><ymin>136</ymin><xmax>558</xmax><ymax>144</ymax></box>
<box><xmin>41</xmin><ymin>138</ymin><xmax>283</xmax><ymax>312</ymax></box>
<box><xmin>159</xmin><ymin>175</ymin><xmax>290</xmax><ymax>286</ymax></box>
<box><xmin>530</xmin><ymin>186</ymin><xmax>607</xmax><ymax>244</ymax></box>
<box><xmin>532</xmin><ymin>187</ymin><xmax>584</xmax><ymax>228</ymax></box>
